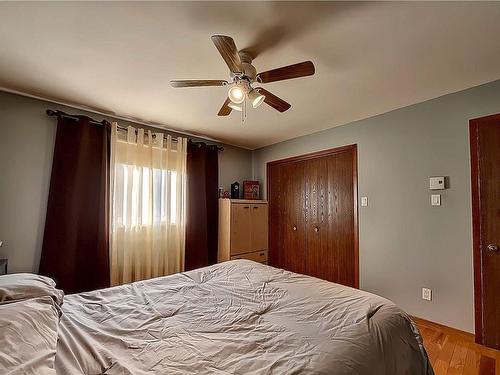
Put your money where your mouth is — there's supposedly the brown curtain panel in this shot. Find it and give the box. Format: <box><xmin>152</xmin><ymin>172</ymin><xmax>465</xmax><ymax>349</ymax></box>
<box><xmin>39</xmin><ymin>115</ymin><xmax>110</xmax><ymax>293</ymax></box>
<box><xmin>185</xmin><ymin>142</ymin><xmax>219</xmax><ymax>270</ymax></box>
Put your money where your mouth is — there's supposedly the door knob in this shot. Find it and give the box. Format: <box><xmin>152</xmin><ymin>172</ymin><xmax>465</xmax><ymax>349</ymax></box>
<box><xmin>487</xmin><ymin>244</ymin><xmax>498</xmax><ymax>252</ymax></box>
<box><xmin>314</xmin><ymin>227</ymin><xmax>319</xmax><ymax>232</ymax></box>
<box><xmin>293</xmin><ymin>226</ymin><xmax>297</xmax><ymax>231</ymax></box>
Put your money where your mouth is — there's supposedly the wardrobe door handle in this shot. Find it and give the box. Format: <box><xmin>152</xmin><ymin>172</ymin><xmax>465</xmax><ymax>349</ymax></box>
<box><xmin>487</xmin><ymin>244</ymin><xmax>498</xmax><ymax>252</ymax></box>
<box><xmin>253</xmin><ymin>206</ymin><xmax>258</xmax><ymax>209</ymax></box>
<box><xmin>293</xmin><ymin>226</ymin><xmax>297</xmax><ymax>231</ymax></box>
<box><xmin>243</xmin><ymin>206</ymin><xmax>250</xmax><ymax>209</ymax></box>
<box><xmin>314</xmin><ymin>227</ymin><xmax>319</xmax><ymax>232</ymax></box>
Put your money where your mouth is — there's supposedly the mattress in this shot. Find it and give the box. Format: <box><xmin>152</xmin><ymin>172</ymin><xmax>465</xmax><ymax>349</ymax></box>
<box><xmin>55</xmin><ymin>260</ymin><xmax>433</xmax><ymax>374</ymax></box>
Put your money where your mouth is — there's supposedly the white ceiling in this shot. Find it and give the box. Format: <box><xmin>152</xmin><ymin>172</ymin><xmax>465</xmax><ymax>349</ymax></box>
<box><xmin>1</xmin><ymin>2</ymin><xmax>500</xmax><ymax>149</ymax></box>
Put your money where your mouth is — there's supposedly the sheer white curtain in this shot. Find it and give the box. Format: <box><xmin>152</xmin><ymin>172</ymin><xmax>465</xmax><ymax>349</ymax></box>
<box><xmin>109</xmin><ymin>123</ymin><xmax>187</xmax><ymax>285</ymax></box>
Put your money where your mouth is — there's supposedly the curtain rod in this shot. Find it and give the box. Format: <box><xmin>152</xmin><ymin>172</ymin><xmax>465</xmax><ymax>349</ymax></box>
<box><xmin>46</xmin><ymin>109</ymin><xmax>223</xmax><ymax>151</ymax></box>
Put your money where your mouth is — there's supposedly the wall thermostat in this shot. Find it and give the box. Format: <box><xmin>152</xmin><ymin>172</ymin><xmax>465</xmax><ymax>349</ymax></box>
<box><xmin>429</xmin><ymin>177</ymin><xmax>445</xmax><ymax>190</ymax></box>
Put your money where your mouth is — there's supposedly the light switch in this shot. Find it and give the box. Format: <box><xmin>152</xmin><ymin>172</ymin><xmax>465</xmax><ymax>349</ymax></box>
<box><xmin>361</xmin><ymin>196</ymin><xmax>368</xmax><ymax>207</ymax></box>
<box><xmin>422</xmin><ymin>288</ymin><xmax>432</xmax><ymax>301</ymax></box>
<box><xmin>431</xmin><ymin>194</ymin><xmax>441</xmax><ymax>206</ymax></box>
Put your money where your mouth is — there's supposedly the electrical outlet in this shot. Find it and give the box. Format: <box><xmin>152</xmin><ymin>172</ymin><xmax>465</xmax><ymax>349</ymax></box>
<box><xmin>422</xmin><ymin>288</ymin><xmax>432</xmax><ymax>301</ymax></box>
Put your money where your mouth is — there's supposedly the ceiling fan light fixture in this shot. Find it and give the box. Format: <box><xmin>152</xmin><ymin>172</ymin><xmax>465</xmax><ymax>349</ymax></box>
<box><xmin>172</xmin><ymin>35</ymin><xmax>314</xmax><ymax>116</ymax></box>
<box><xmin>228</xmin><ymin>84</ymin><xmax>245</xmax><ymax>104</ymax></box>
<box><xmin>248</xmin><ymin>89</ymin><xmax>265</xmax><ymax>108</ymax></box>
<box><xmin>228</xmin><ymin>102</ymin><xmax>242</xmax><ymax>112</ymax></box>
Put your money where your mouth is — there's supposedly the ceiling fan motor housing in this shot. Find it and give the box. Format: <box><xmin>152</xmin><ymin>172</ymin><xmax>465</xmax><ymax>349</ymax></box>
<box><xmin>236</xmin><ymin>50</ymin><xmax>256</xmax><ymax>81</ymax></box>
<box><xmin>242</xmin><ymin>63</ymin><xmax>257</xmax><ymax>82</ymax></box>
<box><xmin>230</xmin><ymin>64</ymin><xmax>256</xmax><ymax>83</ymax></box>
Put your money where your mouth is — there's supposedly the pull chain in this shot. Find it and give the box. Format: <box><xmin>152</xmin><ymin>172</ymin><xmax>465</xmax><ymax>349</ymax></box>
<box><xmin>241</xmin><ymin>96</ymin><xmax>247</xmax><ymax>124</ymax></box>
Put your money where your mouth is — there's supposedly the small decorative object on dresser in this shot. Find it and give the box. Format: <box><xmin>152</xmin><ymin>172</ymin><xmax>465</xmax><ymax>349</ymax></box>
<box><xmin>243</xmin><ymin>180</ymin><xmax>260</xmax><ymax>200</ymax></box>
<box><xmin>218</xmin><ymin>199</ymin><xmax>268</xmax><ymax>264</ymax></box>
<box><xmin>0</xmin><ymin>259</ymin><xmax>7</xmax><ymax>275</ymax></box>
<box><xmin>230</xmin><ymin>182</ymin><xmax>240</xmax><ymax>199</ymax></box>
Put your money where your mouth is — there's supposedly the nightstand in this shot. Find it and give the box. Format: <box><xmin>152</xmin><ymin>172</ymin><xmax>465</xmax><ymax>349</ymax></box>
<box><xmin>0</xmin><ymin>259</ymin><xmax>7</xmax><ymax>275</ymax></box>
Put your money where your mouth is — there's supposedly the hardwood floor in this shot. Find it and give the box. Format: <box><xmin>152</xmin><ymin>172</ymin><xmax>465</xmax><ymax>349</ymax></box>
<box><xmin>414</xmin><ymin>317</ymin><xmax>500</xmax><ymax>375</ymax></box>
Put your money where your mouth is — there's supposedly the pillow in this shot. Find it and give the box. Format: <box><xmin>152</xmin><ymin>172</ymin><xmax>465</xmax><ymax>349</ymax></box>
<box><xmin>0</xmin><ymin>273</ymin><xmax>64</xmax><ymax>305</ymax></box>
<box><xmin>0</xmin><ymin>296</ymin><xmax>59</xmax><ymax>374</ymax></box>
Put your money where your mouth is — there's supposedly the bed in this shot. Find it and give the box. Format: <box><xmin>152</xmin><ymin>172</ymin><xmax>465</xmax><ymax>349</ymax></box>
<box><xmin>1</xmin><ymin>260</ymin><xmax>433</xmax><ymax>374</ymax></box>
<box><xmin>52</xmin><ymin>260</ymin><xmax>432</xmax><ymax>374</ymax></box>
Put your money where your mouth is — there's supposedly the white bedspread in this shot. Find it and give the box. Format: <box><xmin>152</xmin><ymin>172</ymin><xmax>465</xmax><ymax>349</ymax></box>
<box><xmin>55</xmin><ymin>260</ymin><xmax>433</xmax><ymax>374</ymax></box>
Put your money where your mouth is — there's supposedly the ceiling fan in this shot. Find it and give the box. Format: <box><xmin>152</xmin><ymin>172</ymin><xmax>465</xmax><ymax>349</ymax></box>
<box><xmin>170</xmin><ymin>35</ymin><xmax>315</xmax><ymax>116</ymax></box>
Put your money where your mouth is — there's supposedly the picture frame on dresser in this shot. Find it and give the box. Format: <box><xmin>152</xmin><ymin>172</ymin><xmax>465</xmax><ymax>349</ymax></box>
<box><xmin>243</xmin><ymin>181</ymin><xmax>260</xmax><ymax>200</ymax></box>
<box><xmin>0</xmin><ymin>259</ymin><xmax>8</xmax><ymax>275</ymax></box>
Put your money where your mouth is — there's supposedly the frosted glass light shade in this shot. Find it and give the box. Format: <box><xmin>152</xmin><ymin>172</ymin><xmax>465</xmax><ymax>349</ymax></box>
<box><xmin>248</xmin><ymin>89</ymin><xmax>265</xmax><ymax>108</ymax></box>
<box><xmin>228</xmin><ymin>85</ymin><xmax>245</xmax><ymax>104</ymax></box>
<box><xmin>228</xmin><ymin>102</ymin><xmax>242</xmax><ymax>111</ymax></box>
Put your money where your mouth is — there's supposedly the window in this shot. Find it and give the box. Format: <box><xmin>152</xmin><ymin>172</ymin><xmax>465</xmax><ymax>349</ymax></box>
<box><xmin>109</xmin><ymin>124</ymin><xmax>188</xmax><ymax>285</ymax></box>
<box><xmin>114</xmin><ymin>164</ymin><xmax>178</xmax><ymax>227</ymax></box>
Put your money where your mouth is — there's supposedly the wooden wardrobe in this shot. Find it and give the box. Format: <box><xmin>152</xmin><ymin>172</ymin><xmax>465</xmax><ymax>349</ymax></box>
<box><xmin>267</xmin><ymin>145</ymin><xmax>358</xmax><ymax>287</ymax></box>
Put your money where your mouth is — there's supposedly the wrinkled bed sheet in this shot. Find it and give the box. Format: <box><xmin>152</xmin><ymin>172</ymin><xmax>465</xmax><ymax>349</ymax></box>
<box><xmin>55</xmin><ymin>260</ymin><xmax>433</xmax><ymax>374</ymax></box>
<box><xmin>0</xmin><ymin>296</ymin><xmax>59</xmax><ymax>374</ymax></box>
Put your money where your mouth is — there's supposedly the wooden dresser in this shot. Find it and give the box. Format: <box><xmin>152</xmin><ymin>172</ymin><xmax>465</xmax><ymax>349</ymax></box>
<box><xmin>218</xmin><ymin>199</ymin><xmax>268</xmax><ymax>264</ymax></box>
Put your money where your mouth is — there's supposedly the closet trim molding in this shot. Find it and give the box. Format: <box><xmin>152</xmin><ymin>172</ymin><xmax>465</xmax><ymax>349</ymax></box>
<box><xmin>266</xmin><ymin>144</ymin><xmax>359</xmax><ymax>288</ymax></box>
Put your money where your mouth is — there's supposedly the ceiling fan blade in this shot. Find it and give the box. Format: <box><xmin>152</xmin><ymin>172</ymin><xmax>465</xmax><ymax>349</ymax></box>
<box><xmin>170</xmin><ymin>80</ymin><xmax>228</xmax><ymax>88</ymax></box>
<box><xmin>256</xmin><ymin>88</ymin><xmax>291</xmax><ymax>113</ymax></box>
<box><xmin>211</xmin><ymin>35</ymin><xmax>243</xmax><ymax>74</ymax></box>
<box><xmin>218</xmin><ymin>97</ymin><xmax>232</xmax><ymax>116</ymax></box>
<box><xmin>257</xmin><ymin>61</ymin><xmax>315</xmax><ymax>84</ymax></box>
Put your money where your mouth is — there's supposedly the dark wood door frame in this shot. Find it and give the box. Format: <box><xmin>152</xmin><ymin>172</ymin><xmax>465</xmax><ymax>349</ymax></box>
<box><xmin>266</xmin><ymin>144</ymin><xmax>359</xmax><ymax>288</ymax></box>
<box><xmin>469</xmin><ymin>113</ymin><xmax>500</xmax><ymax>345</ymax></box>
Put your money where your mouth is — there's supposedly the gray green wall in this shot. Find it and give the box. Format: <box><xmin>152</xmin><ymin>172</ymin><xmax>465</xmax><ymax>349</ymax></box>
<box><xmin>0</xmin><ymin>91</ymin><xmax>252</xmax><ymax>274</ymax></box>
<box><xmin>252</xmin><ymin>79</ymin><xmax>500</xmax><ymax>333</ymax></box>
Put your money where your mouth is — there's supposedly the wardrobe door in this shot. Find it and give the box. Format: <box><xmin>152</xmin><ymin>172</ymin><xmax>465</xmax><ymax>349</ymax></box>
<box><xmin>284</xmin><ymin>161</ymin><xmax>306</xmax><ymax>274</ymax></box>
<box><xmin>329</xmin><ymin>151</ymin><xmax>356</xmax><ymax>287</ymax></box>
<box><xmin>250</xmin><ymin>203</ymin><xmax>268</xmax><ymax>251</ymax></box>
<box><xmin>269</xmin><ymin>161</ymin><xmax>306</xmax><ymax>274</ymax></box>
<box><xmin>304</xmin><ymin>150</ymin><xmax>356</xmax><ymax>286</ymax></box>
<box><xmin>230</xmin><ymin>204</ymin><xmax>252</xmax><ymax>255</ymax></box>
<box><xmin>268</xmin><ymin>164</ymin><xmax>282</xmax><ymax>267</ymax></box>
<box><xmin>304</xmin><ymin>156</ymin><xmax>330</xmax><ymax>280</ymax></box>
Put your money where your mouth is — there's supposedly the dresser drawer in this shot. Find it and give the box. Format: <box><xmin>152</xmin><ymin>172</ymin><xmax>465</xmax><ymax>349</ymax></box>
<box><xmin>231</xmin><ymin>250</ymin><xmax>268</xmax><ymax>263</ymax></box>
